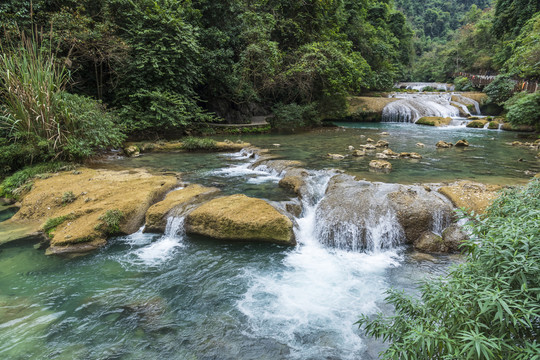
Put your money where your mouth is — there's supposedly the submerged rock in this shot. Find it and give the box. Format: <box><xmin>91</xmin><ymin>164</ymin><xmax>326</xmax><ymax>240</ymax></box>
<box><xmin>382</xmin><ymin>149</ymin><xmax>399</xmax><ymax>158</ymax></box>
<box><xmin>144</xmin><ymin>184</ymin><xmax>220</xmax><ymax>233</ymax></box>
<box><xmin>375</xmin><ymin>140</ymin><xmax>389</xmax><ymax>148</ymax></box>
<box><xmin>352</xmin><ymin>150</ymin><xmax>366</xmax><ymax>157</ymax></box>
<box><xmin>327</xmin><ymin>153</ymin><xmax>345</xmax><ymax>160</ymax></box>
<box><xmin>416</xmin><ymin>142</ymin><xmax>425</xmax><ymax>148</ymax></box>
<box><xmin>466</xmin><ymin>119</ymin><xmax>487</xmax><ymax>128</ymax></box>
<box><xmin>438</xmin><ymin>181</ymin><xmax>501</xmax><ymax>214</ymax></box>
<box><xmin>185</xmin><ymin>194</ymin><xmax>295</xmax><ymax>245</ymax></box>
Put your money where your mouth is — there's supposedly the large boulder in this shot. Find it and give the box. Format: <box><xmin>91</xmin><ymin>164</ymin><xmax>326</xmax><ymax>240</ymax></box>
<box><xmin>436</xmin><ymin>140</ymin><xmax>453</xmax><ymax>148</ymax></box>
<box><xmin>438</xmin><ymin>181</ymin><xmax>501</xmax><ymax>214</ymax></box>
<box><xmin>315</xmin><ymin>175</ymin><xmax>454</xmax><ymax>250</ymax></box>
<box><xmin>144</xmin><ymin>184</ymin><xmax>220</xmax><ymax>233</ymax></box>
<box><xmin>185</xmin><ymin>194</ymin><xmax>295</xmax><ymax>245</ymax></box>
<box><xmin>413</xmin><ymin>231</ymin><xmax>445</xmax><ymax>253</ymax></box>
<box><xmin>9</xmin><ymin>168</ymin><xmax>179</xmax><ymax>254</ymax></box>
<box><xmin>441</xmin><ymin>224</ymin><xmax>469</xmax><ymax>252</ymax></box>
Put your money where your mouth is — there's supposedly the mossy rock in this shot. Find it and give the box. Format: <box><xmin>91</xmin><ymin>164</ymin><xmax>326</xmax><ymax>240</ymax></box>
<box><xmin>185</xmin><ymin>194</ymin><xmax>295</xmax><ymax>245</ymax></box>
<box><xmin>500</xmin><ymin>123</ymin><xmax>536</xmax><ymax>132</ymax></box>
<box><xmin>416</xmin><ymin>117</ymin><xmax>452</xmax><ymax>127</ymax></box>
<box><xmin>466</xmin><ymin>120</ymin><xmax>488</xmax><ymax>128</ymax></box>
<box><xmin>487</xmin><ymin>121</ymin><xmax>500</xmax><ymax>130</ymax></box>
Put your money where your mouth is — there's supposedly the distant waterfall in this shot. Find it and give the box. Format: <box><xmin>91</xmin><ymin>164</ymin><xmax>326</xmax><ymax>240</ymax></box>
<box><xmin>382</xmin><ymin>93</ymin><xmax>460</xmax><ymax>123</ymax></box>
<box><xmin>395</xmin><ymin>82</ymin><xmax>455</xmax><ymax>91</ymax></box>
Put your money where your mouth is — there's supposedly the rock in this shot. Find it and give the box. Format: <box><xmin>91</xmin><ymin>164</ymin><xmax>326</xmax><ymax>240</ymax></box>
<box><xmin>399</xmin><ymin>152</ymin><xmax>411</xmax><ymax>158</ymax></box>
<box><xmin>441</xmin><ymin>224</ymin><xmax>469</xmax><ymax>253</ymax></box>
<box><xmin>416</xmin><ymin>142</ymin><xmax>425</xmax><ymax>148</ymax></box>
<box><xmin>375</xmin><ymin>140</ymin><xmax>389</xmax><ymax>148</ymax></box>
<box><xmin>185</xmin><ymin>194</ymin><xmax>295</xmax><ymax>245</ymax></box>
<box><xmin>382</xmin><ymin>149</ymin><xmax>399</xmax><ymax>158</ymax></box>
<box><xmin>144</xmin><ymin>185</ymin><xmax>220</xmax><ymax>233</ymax></box>
<box><xmin>410</xmin><ymin>252</ymin><xmax>438</xmax><ymax>262</ymax></box>
<box><xmin>501</xmin><ymin>123</ymin><xmax>535</xmax><ymax>132</ymax></box>
<box><xmin>348</xmin><ymin>145</ymin><xmax>355</xmax><ymax>151</ymax></box>
<box><xmin>409</xmin><ymin>152</ymin><xmax>422</xmax><ymax>159</ymax></box>
<box><xmin>466</xmin><ymin>120</ymin><xmax>488</xmax><ymax>128</ymax></box>
<box><xmin>455</xmin><ymin>139</ymin><xmax>469</xmax><ymax>147</ymax></box>
<box><xmin>352</xmin><ymin>150</ymin><xmax>366</xmax><ymax>157</ymax></box>
<box><xmin>327</xmin><ymin>153</ymin><xmax>345</xmax><ymax>160</ymax></box>
<box><xmin>380</xmin><ymin>132</ymin><xmax>389</xmax><ymax>136</ymax></box>
<box><xmin>285</xmin><ymin>202</ymin><xmax>303</xmax><ymax>218</ymax></box>
<box><xmin>487</xmin><ymin>121</ymin><xmax>499</xmax><ymax>130</ymax></box>
<box><xmin>511</xmin><ymin>141</ymin><xmax>523</xmax><ymax>146</ymax></box>
<box><xmin>414</xmin><ymin>231</ymin><xmax>446</xmax><ymax>253</ymax></box>
<box><xmin>361</xmin><ymin>144</ymin><xmax>376</xmax><ymax>150</ymax></box>
<box><xmin>369</xmin><ymin>160</ymin><xmax>392</xmax><ymax>171</ymax></box>
<box><xmin>124</xmin><ymin>145</ymin><xmax>140</xmax><ymax>157</ymax></box>
<box><xmin>10</xmin><ymin>168</ymin><xmax>179</xmax><ymax>254</ymax></box>
<box><xmin>376</xmin><ymin>153</ymin><xmax>389</xmax><ymax>159</ymax></box>
<box><xmin>415</xmin><ymin>117</ymin><xmax>452</xmax><ymax>127</ymax></box>
<box><xmin>366</xmin><ymin>138</ymin><xmax>374</xmax><ymax>143</ymax></box>
<box><xmin>272</xmin><ymin>144</ymin><xmax>281</xmax><ymax>147</ymax></box>
<box><xmin>438</xmin><ymin>181</ymin><xmax>502</xmax><ymax>214</ymax></box>
<box><xmin>314</xmin><ymin>175</ymin><xmax>454</xmax><ymax>250</ymax></box>
<box><xmin>279</xmin><ymin>176</ymin><xmax>305</xmax><ymax>195</ymax></box>
<box><xmin>436</xmin><ymin>140</ymin><xmax>453</xmax><ymax>148</ymax></box>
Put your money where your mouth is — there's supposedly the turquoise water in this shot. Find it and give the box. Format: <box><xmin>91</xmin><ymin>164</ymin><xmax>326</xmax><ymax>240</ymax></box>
<box><xmin>0</xmin><ymin>122</ymin><xmax>533</xmax><ymax>359</ymax></box>
<box><xmin>113</xmin><ymin>123</ymin><xmax>538</xmax><ymax>186</ymax></box>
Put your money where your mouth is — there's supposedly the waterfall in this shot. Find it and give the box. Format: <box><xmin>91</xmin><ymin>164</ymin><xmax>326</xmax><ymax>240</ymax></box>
<box><xmin>382</xmin><ymin>93</ymin><xmax>460</xmax><ymax>123</ymax></box>
<box><xmin>395</xmin><ymin>82</ymin><xmax>455</xmax><ymax>91</ymax></box>
<box><xmin>451</xmin><ymin>94</ymin><xmax>481</xmax><ymax>115</ymax></box>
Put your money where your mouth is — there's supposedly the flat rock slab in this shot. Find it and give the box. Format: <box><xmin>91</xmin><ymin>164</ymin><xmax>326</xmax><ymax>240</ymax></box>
<box><xmin>438</xmin><ymin>181</ymin><xmax>501</xmax><ymax>214</ymax></box>
<box><xmin>11</xmin><ymin>168</ymin><xmax>179</xmax><ymax>254</ymax></box>
<box><xmin>185</xmin><ymin>194</ymin><xmax>295</xmax><ymax>245</ymax></box>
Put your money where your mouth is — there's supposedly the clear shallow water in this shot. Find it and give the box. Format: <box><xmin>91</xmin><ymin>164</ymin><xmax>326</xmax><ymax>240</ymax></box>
<box><xmin>0</xmin><ymin>122</ymin><xmax>531</xmax><ymax>359</ymax></box>
<box><xmin>113</xmin><ymin>123</ymin><xmax>538</xmax><ymax>185</ymax></box>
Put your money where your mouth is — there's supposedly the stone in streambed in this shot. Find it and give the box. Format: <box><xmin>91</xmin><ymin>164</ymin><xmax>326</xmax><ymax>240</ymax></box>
<box><xmin>438</xmin><ymin>181</ymin><xmax>501</xmax><ymax>214</ymax></box>
<box><xmin>455</xmin><ymin>139</ymin><xmax>469</xmax><ymax>147</ymax></box>
<box><xmin>369</xmin><ymin>160</ymin><xmax>392</xmax><ymax>171</ymax></box>
<box><xmin>185</xmin><ymin>194</ymin><xmax>295</xmax><ymax>245</ymax></box>
<box><xmin>144</xmin><ymin>184</ymin><xmax>220</xmax><ymax>233</ymax></box>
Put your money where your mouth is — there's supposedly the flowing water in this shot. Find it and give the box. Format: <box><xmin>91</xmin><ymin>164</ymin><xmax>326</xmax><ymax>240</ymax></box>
<box><xmin>0</xmin><ymin>120</ymin><xmax>537</xmax><ymax>359</ymax></box>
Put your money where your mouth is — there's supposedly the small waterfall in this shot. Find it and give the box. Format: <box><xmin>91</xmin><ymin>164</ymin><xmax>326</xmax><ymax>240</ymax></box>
<box><xmin>382</xmin><ymin>93</ymin><xmax>460</xmax><ymax>123</ymax></box>
<box><xmin>395</xmin><ymin>82</ymin><xmax>454</xmax><ymax>91</ymax></box>
<box><xmin>430</xmin><ymin>209</ymin><xmax>451</xmax><ymax>236</ymax></box>
<box><xmin>452</xmin><ymin>94</ymin><xmax>481</xmax><ymax>115</ymax></box>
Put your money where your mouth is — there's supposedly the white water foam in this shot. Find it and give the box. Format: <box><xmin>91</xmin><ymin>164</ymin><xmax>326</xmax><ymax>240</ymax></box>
<box><xmin>118</xmin><ymin>217</ymin><xmax>185</xmax><ymax>267</ymax></box>
<box><xmin>212</xmin><ymin>149</ymin><xmax>282</xmax><ymax>184</ymax></box>
<box><xmin>238</xmin><ymin>171</ymin><xmax>403</xmax><ymax>359</ymax></box>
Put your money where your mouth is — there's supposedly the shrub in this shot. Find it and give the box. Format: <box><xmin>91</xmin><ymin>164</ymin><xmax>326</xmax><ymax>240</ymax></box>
<box><xmin>0</xmin><ymin>30</ymin><xmax>124</xmax><ymax>169</ymax></box>
<box><xmin>358</xmin><ymin>179</ymin><xmax>540</xmax><ymax>359</ymax></box>
<box><xmin>504</xmin><ymin>92</ymin><xmax>540</xmax><ymax>129</ymax></box>
<box><xmin>181</xmin><ymin>137</ymin><xmax>217</xmax><ymax>151</ymax></box>
<box><xmin>268</xmin><ymin>103</ymin><xmax>320</xmax><ymax>130</ymax></box>
<box><xmin>62</xmin><ymin>191</ymin><xmax>76</xmax><ymax>205</ymax></box>
<box><xmin>42</xmin><ymin>213</ymin><xmax>77</xmax><ymax>237</ymax></box>
<box><xmin>484</xmin><ymin>75</ymin><xmax>515</xmax><ymax>105</ymax></box>
<box><xmin>454</xmin><ymin>76</ymin><xmax>474</xmax><ymax>91</ymax></box>
<box><xmin>96</xmin><ymin>209</ymin><xmax>124</xmax><ymax>235</ymax></box>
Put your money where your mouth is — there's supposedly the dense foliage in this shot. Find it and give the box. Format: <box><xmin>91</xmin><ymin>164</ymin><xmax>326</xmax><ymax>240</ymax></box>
<box><xmin>504</xmin><ymin>92</ymin><xmax>540</xmax><ymax>129</ymax></box>
<box><xmin>359</xmin><ymin>179</ymin><xmax>540</xmax><ymax>359</ymax></box>
<box><xmin>0</xmin><ymin>31</ymin><xmax>124</xmax><ymax>174</ymax></box>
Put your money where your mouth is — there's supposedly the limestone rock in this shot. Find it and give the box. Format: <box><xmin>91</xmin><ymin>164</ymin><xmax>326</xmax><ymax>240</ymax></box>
<box><xmin>414</xmin><ymin>231</ymin><xmax>446</xmax><ymax>253</ymax></box>
<box><xmin>382</xmin><ymin>149</ymin><xmax>399</xmax><ymax>158</ymax></box>
<box><xmin>438</xmin><ymin>181</ymin><xmax>501</xmax><ymax>214</ymax></box>
<box><xmin>441</xmin><ymin>224</ymin><xmax>469</xmax><ymax>253</ymax></box>
<box><xmin>375</xmin><ymin>140</ymin><xmax>389</xmax><ymax>148</ymax></box>
<box><xmin>124</xmin><ymin>145</ymin><xmax>140</xmax><ymax>157</ymax></box>
<box><xmin>185</xmin><ymin>195</ymin><xmax>295</xmax><ymax>245</ymax></box>
<box><xmin>410</xmin><ymin>152</ymin><xmax>423</xmax><ymax>159</ymax></box>
<box><xmin>416</xmin><ymin>117</ymin><xmax>452</xmax><ymax>127</ymax></box>
<box><xmin>455</xmin><ymin>139</ymin><xmax>469</xmax><ymax>147</ymax></box>
<box><xmin>11</xmin><ymin>168</ymin><xmax>179</xmax><ymax>254</ymax></box>
<box><xmin>376</xmin><ymin>153</ymin><xmax>389</xmax><ymax>159</ymax></box>
<box><xmin>416</xmin><ymin>142</ymin><xmax>425</xmax><ymax>148</ymax></box>
<box><xmin>380</xmin><ymin>132</ymin><xmax>389</xmax><ymax>136</ymax></box>
<box><xmin>144</xmin><ymin>185</ymin><xmax>220</xmax><ymax>233</ymax></box>
<box><xmin>352</xmin><ymin>150</ymin><xmax>366</xmax><ymax>157</ymax></box>
<box><xmin>367</xmin><ymin>138</ymin><xmax>374</xmax><ymax>143</ymax></box>
<box><xmin>327</xmin><ymin>153</ymin><xmax>345</xmax><ymax>160</ymax></box>
<box><xmin>436</xmin><ymin>140</ymin><xmax>453</xmax><ymax>148</ymax></box>
<box><xmin>466</xmin><ymin>120</ymin><xmax>488</xmax><ymax>128</ymax></box>
<box><xmin>369</xmin><ymin>160</ymin><xmax>392</xmax><ymax>171</ymax></box>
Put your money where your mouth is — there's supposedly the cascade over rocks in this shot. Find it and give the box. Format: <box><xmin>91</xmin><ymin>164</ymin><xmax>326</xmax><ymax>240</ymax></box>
<box><xmin>144</xmin><ymin>184</ymin><xmax>220</xmax><ymax>233</ymax></box>
<box><xmin>315</xmin><ymin>175</ymin><xmax>454</xmax><ymax>251</ymax></box>
<box><xmin>185</xmin><ymin>194</ymin><xmax>295</xmax><ymax>245</ymax></box>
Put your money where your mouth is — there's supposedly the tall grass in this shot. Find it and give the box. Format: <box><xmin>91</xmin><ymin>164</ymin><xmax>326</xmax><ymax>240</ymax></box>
<box><xmin>1</xmin><ymin>30</ymin><xmax>76</xmax><ymax>157</ymax></box>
